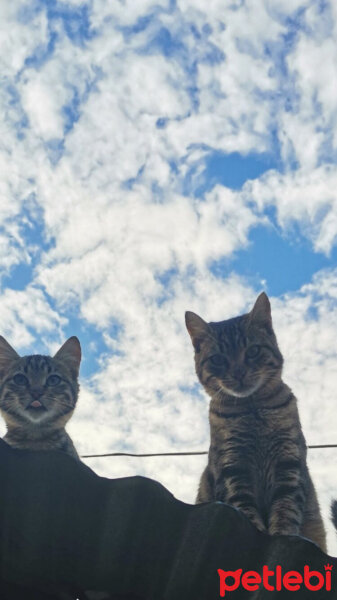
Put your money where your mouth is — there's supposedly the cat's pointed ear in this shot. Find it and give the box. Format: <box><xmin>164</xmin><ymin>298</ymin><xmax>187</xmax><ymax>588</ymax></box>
<box><xmin>0</xmin><ymin>336</ymin><xmax>19</xmax><ymax>378</ymax></box>
<box><xmin>54</xmin><ymin>336</ymin><xmax>81</xmax><ymax>376</ymax></box>
<box><xmin>249</xmin><ymin>292</ymin><xmax>272</xmax><ymax>327</ymax></box>
<box><xmin>185</xmin><ymin>311</ymin><xmax>210</xmax><ymax>353</ymax></box>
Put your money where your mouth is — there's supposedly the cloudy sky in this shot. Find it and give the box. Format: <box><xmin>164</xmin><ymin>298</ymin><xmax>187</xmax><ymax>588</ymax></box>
<box><xmin>1</xmin><ymin>0</ymin><xmax>337</xmax><ymax>554</ymax></box>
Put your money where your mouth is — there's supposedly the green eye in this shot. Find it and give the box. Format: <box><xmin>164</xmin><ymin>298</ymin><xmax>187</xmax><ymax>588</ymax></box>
<box><xmin>46</xmin><ymin>375</ymin><xmax>61</xmax><ymax>386</ymax></box>
<box><xmin>13</xmin><ymin>374</ymin><xmax>28</xmax><ymax>386</ymax></box>
<box><xmin>246</xmin><ymin>345</ymin><xmax>260</xmax><ymax>359</ymax></box>
<box><xmin>210</xmin><ymin>354</ymin><xmax>227</xmax><ymax>367</ymax></box>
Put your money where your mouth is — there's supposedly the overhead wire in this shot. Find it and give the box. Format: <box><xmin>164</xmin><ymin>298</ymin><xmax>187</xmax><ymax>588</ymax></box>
<box><xmin>81</xmin><ymin>444</ymin><xmax>337</xmax><ymax>458</ymax></box>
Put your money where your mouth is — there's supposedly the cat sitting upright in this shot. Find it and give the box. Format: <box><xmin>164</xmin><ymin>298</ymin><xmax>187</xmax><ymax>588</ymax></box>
<box><xmin>0</xmin><ymin>336</ymin><xmax>81</xmax><ymax>460</ymax></box>
<box><xmin>185</xmin><ymin>293</ymin><xmax>327</xmax><ymax>552</ymax></box>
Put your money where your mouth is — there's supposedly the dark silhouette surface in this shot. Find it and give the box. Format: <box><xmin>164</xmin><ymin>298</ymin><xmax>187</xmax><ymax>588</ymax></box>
<box><xmin>0</xmin><ymin>439</ymin><xmax>335</xmax><ymax>599</ymax></box>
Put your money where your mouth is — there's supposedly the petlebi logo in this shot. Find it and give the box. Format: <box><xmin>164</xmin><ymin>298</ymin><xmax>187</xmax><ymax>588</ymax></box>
<box><xmin>218</xmin><ymin>564</ymin><xmax>333</xmax><ymax>596</ymax></box>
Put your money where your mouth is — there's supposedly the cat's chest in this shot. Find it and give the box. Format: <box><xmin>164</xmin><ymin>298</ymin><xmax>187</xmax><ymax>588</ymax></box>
<box><xmin>210</xmin><ymin>411</ymin><xmax>297</xmax><ymax>460</ymax></box>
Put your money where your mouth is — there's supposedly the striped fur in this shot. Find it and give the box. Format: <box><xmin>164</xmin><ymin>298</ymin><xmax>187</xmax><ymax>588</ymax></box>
<box><xmin>331</xmin><ymin>500</ymin><xmax>337</xmax><ymax>531</ymax></box>
<box><xmin>0</xmin><ymin>336</ymin><xmax>81</xmax><ymax>460</ymax></box>
<box><xmin>186</xmin><ymin>293</ymin><xmax>326</xmax><ymax>551</ymax></box>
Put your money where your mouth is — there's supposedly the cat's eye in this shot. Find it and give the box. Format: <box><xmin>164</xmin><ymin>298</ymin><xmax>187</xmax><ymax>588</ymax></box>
<box><xmin>210</xmin><ymin>354</ymin><xmax>227</xmax><ymax>367</ymax></box>
<box><xmin>13</xmin><ymin>374</ymin><xmax>28</xmax><ymax>386</ymax></box>
<box><xmin>46</xmin><ymin>374</ymin><xmax>61</xmax><ymax>386</ymax></box>
<box><xmin>246</xmin><ymin>345</ymin><xmax>261</xmax><ymax>359</ymax></box>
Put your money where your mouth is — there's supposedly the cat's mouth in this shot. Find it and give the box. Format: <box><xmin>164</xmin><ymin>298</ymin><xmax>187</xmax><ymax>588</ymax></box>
<box><xmin>220</xmin><ymin>380</ymin><xmax>262</xmax><ymax>398</ymax></box>
<box><xmin>26</xmin><ymin>400</ymin><xmax>47</xmax><ymax>411</ymax></box>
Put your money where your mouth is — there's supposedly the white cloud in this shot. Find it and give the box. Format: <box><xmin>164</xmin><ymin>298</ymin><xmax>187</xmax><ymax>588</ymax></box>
<box><xmin>90</xmin><ymin>0</ymin><xmax>171</xmax><ymax>29</ymax></box>
<box><xmin>243</xmin><ymin>166</ymin><xmax>337</xmax><ymax>254</ymax></box>
<box><xmin>0</xmin><ymin>2</ymin><xmax>48</xmax><ymax>77</ymax></box>
<box><xmin>20</xmin><ymin>73</ymin><xmax>67</xmax><ymax>140</ymax></box>
<box><xmin>0</xmin><ymin>286</ymin><xmax>66</xmax><ymax>349</ymax></box>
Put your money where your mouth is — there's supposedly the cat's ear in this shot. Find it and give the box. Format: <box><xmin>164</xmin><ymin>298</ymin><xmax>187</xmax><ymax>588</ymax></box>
<box><xmin>185</xmin><ymin>311</ymin><xmax>210</xmax><ymax>353</ymax></box>
<box><xmin>0</xmin><ymin>336</ymin><xmax>19</xmax><ymax>378</ymax></box>
<box><xmin>54</xmin><ymin>336</ymin><xmax>81</xmax><ymax>376</ymax></box>
<box><xmin>249</xmin><ymin>292</ymin><xmax>272</xmax><ymax>328</ymax></box>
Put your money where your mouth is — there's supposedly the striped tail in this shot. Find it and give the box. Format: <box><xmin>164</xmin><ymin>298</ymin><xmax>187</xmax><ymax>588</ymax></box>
<box><xmin>331</xmin><ymin>500</ymin><xmax>337</xmax><ymax>530</ymax></box>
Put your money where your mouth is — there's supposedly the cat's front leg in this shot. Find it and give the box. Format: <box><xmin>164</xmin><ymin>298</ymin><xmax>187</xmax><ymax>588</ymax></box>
<box><xmin>268</xmin><ymin>459</ymin><xmax>305</xmax><ymax>536</ymax></box>
<box><xmin>215</xmin><ymin>466</ymin><xmax>267</xmax><ymax>532</ymax></box>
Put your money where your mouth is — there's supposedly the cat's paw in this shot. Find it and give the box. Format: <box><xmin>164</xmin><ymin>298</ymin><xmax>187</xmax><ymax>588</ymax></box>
<box><xmin>252</xmin><ymin>520</ymin><xmax>267</xmax><ymax>533</ymax></box>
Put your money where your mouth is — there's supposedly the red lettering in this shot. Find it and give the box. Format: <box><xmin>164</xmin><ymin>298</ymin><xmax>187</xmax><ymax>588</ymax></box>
<box><xmin>218</xmin><ymin>569</ymin><xmax>242</xmax><ymax>597</ymax></box>
<box><xmin>218</xmin><ymin>564</ymin><xmax>329</xmax><ymax>595</ymax></box>
<box><xmin>262</xmin><ymin>565</ymin><xmax>275</xmax><ymax>591</ymax></box>
<box><xmin>283</xmin><ymin>571</ymin><xmax>302</xmax><ymax>591</ymax></box>
<box><xmin>262</xmin><ymin>565</ymin><xmax>275</xmax><ymax>592</ymax></box>
<box><xmin>241</xmin><ymin>571</ymin><xmax>261</xmax><ymax>591</ymax></box>
<box><xmin>304</xmin><ymin>566</ymin><xmax>324</xmax><ymax>591</ymax></box>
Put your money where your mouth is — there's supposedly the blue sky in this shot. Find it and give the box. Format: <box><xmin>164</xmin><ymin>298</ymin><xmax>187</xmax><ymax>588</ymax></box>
<box><xmin>1</xmin><ymin>0</ymin><xmax>337</xmax><ymax>552</ymax></box>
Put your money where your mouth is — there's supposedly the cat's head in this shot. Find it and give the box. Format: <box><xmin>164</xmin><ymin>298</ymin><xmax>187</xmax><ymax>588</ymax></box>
<box><xmin>0</xmin><ymin>337</ymin><xmax>81</xmax><ymax>429</ymax></box>
<box><xmin>185</xmin><ymin>293</ymin><xmax>283</xmax><ymax>400</ymax></box>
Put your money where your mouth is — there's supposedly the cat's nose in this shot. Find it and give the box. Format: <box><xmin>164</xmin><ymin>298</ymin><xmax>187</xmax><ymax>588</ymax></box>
<box><xmin>31</xmin><ymin>387</ymin><xmax>44</xmax><ymax>399</ymax></box>
<box><xmin>233</xmin><ymin>366</ymin><xmax>246</xmax><ymax>382</ymax></box>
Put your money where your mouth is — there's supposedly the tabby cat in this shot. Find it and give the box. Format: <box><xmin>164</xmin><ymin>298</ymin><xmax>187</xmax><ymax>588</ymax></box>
<box><xmin>185</xmin><ymin>293</ymin><xmax>327</xmax><ymax>552</ymax></box>
<box><xmin>0</xmin><ymin>336</ymin><xmax>81</xmax><ymax>460</ymax></box>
